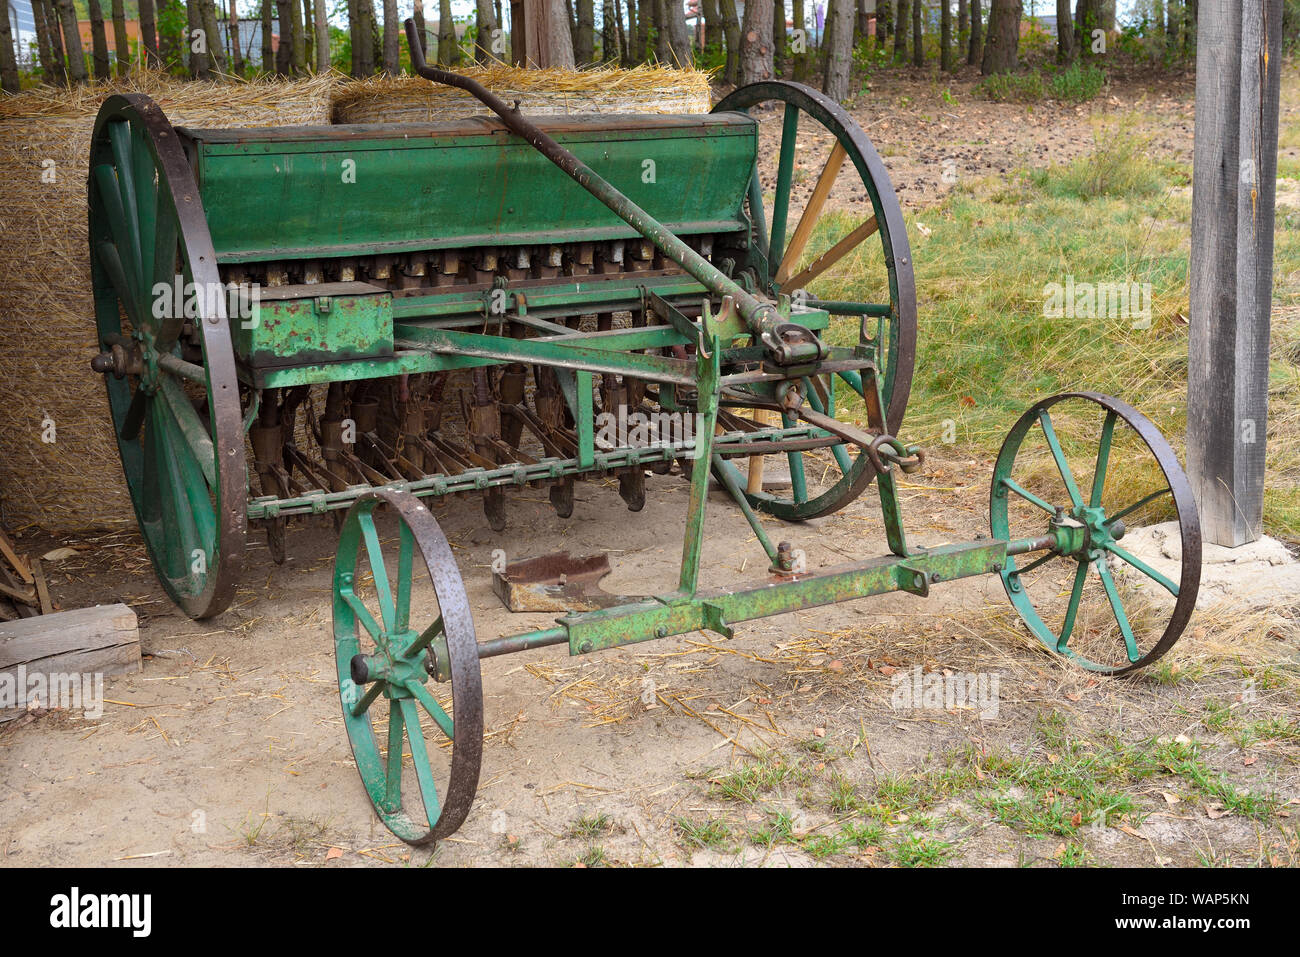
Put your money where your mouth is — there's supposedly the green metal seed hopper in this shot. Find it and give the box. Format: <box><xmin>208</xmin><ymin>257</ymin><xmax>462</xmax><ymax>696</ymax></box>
<box><xmin>88</xmin><ymin>21</ymin><xmax>1202</xmax><ymax>844</ymax></box>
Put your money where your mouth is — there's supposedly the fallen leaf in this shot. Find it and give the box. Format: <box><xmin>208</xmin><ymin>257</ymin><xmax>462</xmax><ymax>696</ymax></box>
<box><xmin>41</xmin><ymin>547</ymin><xmax>80</xmax><ymax>562</ymax></box>
<box><xmin>1206</xmin><ymin>803</ymin><xmax>1230</xmax><ymax>820</ymax></box>
<box><xmin>325</xmin><ymin>846</ymin><xmax>344</xmax><ymax>861</ymax></box>
<box><xmin>813</xmin><ymin>727</ymin><xmax>825</xmax><ymax>738</ymax></box>
<box><xmin>878</xmin><ymin>665</ymin><xmax>897</xmax><ymax>676</ymax></box>
<box><xmin>1160</xmin><ymin>791</ymin><xmax>1180</xmax><ymax>805</ymax></box>
<box><xmin>1243</xmin><ymin>756</ymin><xmax>1257</xmax><ymax>766</ymax></box>
<box><xmin>1071</xmin><ymin>812</ymin><xmax>1083</xmax><ymax>827</ymax></box>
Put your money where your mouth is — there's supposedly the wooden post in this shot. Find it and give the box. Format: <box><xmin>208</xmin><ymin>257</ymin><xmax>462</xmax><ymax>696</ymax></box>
<box><xmin>1187</xmin><ymin>0</ymin><xmax>1283</xmax><ymax>546</ymax></box>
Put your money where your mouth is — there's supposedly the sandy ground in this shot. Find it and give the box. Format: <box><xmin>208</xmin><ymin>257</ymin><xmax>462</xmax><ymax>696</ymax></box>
<box><xmin>3</xmin><ymin>65</ymin><xmax>1297</xmax><ymax>869</ymax></box>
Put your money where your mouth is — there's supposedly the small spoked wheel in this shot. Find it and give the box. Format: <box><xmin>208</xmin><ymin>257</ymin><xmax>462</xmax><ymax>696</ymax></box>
<box><xmin>712</xmin><ymin>81</ymin><xmax>916</xmax><ymax>521</ymax></box>
<box><xmin>990</xmin><ymin>393</ymin><xmax>1201</xmax><ymax>674</ymax></box>
<box><xmin>333</xmin><ymin>489</ymin><xmax>483</xmax><ymax>844</ymax></box>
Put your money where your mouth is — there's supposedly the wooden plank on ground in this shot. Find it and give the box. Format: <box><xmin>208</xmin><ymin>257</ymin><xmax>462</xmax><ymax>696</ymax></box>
<box><xmin>0</xmin><ymin>604</ymin><xmax>140</xmax><ymax>722</ymax></box>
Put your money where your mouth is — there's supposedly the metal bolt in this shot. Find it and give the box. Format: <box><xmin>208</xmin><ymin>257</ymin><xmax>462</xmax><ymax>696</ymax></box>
<box><xmin>578</xmin><ymin>641</ymin><xmax>593</xmax><ymax>654</ymax></box>
<box><xmin>655</xmin><ymin>626</ymin><xmax>668</xmax><ymax>638</ymax></box>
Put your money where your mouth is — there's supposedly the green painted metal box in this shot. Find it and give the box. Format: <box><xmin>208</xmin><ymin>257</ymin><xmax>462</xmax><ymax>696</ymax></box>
<box><xmin>235</xmin><ymin>281</ymin><xmax>394</xmax><ymax>366</ymax></box>
<box><xmin>179</xmin><ymin>113</ymin><xmax>757</xmax><ymax>264</ymax></box>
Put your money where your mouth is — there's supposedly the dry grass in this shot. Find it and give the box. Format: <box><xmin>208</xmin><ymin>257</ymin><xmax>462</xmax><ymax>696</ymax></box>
<box><xmin>330</xmin><ymin>65</ymin><xmax>712</xmax><ymax>123</ymax></box>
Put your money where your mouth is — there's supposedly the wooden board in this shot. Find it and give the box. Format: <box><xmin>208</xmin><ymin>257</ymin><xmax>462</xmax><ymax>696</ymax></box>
<box><xmin>0</xmin><ymin>603</ymin><xmax>140</xmax><ymax>722</ymax></box>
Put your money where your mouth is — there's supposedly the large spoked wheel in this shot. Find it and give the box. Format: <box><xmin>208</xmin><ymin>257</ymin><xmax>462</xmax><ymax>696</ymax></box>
<box><xmin>333</xmin><ymin>489</ymin><xmax>483</xmax><ymax>845</ymax></box>
<box><xmin>89</xmin><ymin>94</ymin><xmax>246</xmax><ymax>619</ymax></box>
<box><xmin>990</xmin><ymin>393</ymin><xmax>1201</xmax><ymax>674</ymax></box>
<box><xmin>712</xmin><ymin>81</ymin><xmax>916</xmax><ymax>521</ymax></box>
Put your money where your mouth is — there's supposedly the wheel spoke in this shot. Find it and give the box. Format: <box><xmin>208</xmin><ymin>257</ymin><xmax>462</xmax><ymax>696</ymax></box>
<box><xmin>120</xmin><ymin>386</ymin><xmax>148</xmax><ymax>442</ymax></box>
<box><xmin>1105</xmin><ymin>487</ymin><xmax>1172</xmax><ymax>526</ymax></box>
<box><xmin>783</xmin><ymin>216</ymin><xmax>881</xmax><ymax>293</ymax></box>
<box><xmin>156</xmin><ymin>383</ymin><xmax>217</xmax><ymax>550</ymax></box>
<box><xmin>399</xmin><ymin>699</ymin><xmax>442</xmax><ymax>828</ymax></box>
<box><xmin>157</xmin><ymin>374</ymin><xmax>216</xmax><ymax>488</ymax></box>
<box><xmin>95</xmin><ymin>240</ymin><xmax>144</xmax><ymax>326</ymax></box>
<box><xmin>107</xmin><ymin>120</ymin><xmax>143</xmax><ymax>290</ymax></box>
<box><xmin>358</xmin><ymin>511</ymin><xmax>397</xmax><ymax>633</ymax></box>
<box><xmin>384</xmin><ymin>700</ymin><xmax>405</xmax><ymax>812</ymax></box>
<box><xmin>1106</xmin><ymin>543</ymin><xmax>1180</xmax><ymax>596</ymax></box>
<box><xmin>1010</xmin><ymin>550</ymin><xmax>1057</xmax><ymax>580</ymax></box>
<box><xmin>350</xmin><ymin>679</ymin><xmax>385</xmax><ymax>718</ymax></box>
<box><xmin>784</xmin><ymin>411</ymin><xmax>808</xmax><ymax>503</ymax></box>
<box><xmin>406</xmin><ymin>680</ymin><xmax>455</xmax><ymax>740</ymax></box>
<box><xmin>151</xmin><ymin>401</ymin><xmax>202</xmax><ymax>583</ymax></box>
<box><xmin>93</xmin><ymin>164</ymin><xmax>142</xmax><ymax>307</ymax></box>
<box><xmin>769</xmin><ymin>104</ymin><xmax>800</xmax><ymax>266</ymax></box>
<box><xmin>131</xmin><ymin>125</ymin><xmax>158</xmax><ymax>278</ymax></box>
<box><xmin>1057</xmin><ymin>561</ymin><xmax>1090</xmax><ymax>652</ymax></box>
<box><xmin>1000</xmin><ymin>477</ymin><xmax>1058</xmax><ymax>515</ymax></box>
<box><xmin>1038</xmin><ymin>410</ymin><xmax>1084</xmax><ymax>507</ymax></box>
<box><xmin>1090</xmin><ymin>411</ymin><xmax>1117</xmax><ymax>508</ymax></box>
<box><xmin>400</xmin><ymin>615</ymin><xmax>444</xmax><ymax>658</ymax></box>
<box><xmin>396</xmin><ymin>521</ymin><xmax>413</xmax><ymax>633</ymax></box>
<box><xmin>1096</xmin><ymin>561</ymin><xmax>1140</xmax><ymax>662</ymax></box>
<box><xmin>746</xmin><ymin>168</ymin><xmax>770</xmax><ymax>280</ymax></box>
<box><xmin>340</xmin><ymin>587</ymin><xmax>384</xmax><ymax>641</ymax></box>
<box><xmin>776</xmin><ymin>141</ymin><xmax>847</xmax><ymax>285</ymax></box>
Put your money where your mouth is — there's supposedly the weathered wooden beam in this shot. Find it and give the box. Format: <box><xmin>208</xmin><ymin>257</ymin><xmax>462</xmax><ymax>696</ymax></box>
<box><xmin>1187</xmin><ymin>0</ymin><xmax>1284</xmax><ymax>546</ymax></box>
<box><xmin>0</xmin><ymin>603</ymin><xmax>140</xmax><ymax>722</ymax></box>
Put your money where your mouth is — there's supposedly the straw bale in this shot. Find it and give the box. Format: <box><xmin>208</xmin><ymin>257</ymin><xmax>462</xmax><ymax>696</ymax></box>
<box><xmin>0</xmin><ymin>72</ymin><xmax>336</xmax><ymax>533</ymax></box>
<box><xmin>331</xmin><ymin>66</ymin><xmax>712</xmax><ymax>124</ymax></box>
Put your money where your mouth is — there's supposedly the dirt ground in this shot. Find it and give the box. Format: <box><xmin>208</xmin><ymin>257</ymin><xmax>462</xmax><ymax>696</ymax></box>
<box><xmin>3</xmin><ymin>66</ymin><xmax>1297</xmax><ymax>868</ymax></box>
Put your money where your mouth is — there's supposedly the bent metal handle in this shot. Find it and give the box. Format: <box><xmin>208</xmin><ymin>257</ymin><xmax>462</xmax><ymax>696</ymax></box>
<box><xmin>402</xmin><ymin>19</ymin><xmax>819</xmax><ymax>366</ymax></box>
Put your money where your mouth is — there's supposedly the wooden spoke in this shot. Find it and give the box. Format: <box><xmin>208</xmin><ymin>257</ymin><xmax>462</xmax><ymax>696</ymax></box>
<box><xmin>784</xmin><ymin>215</ymin><xmax>880</xmax><ymax>292</ymax></box>
<box><xmin>775</xmin><ymin>141</ymin><xmax>847</xmax><ymax>285</ymax></box>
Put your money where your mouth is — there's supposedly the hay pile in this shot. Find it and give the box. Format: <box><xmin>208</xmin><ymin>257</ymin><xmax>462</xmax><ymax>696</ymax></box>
<box><xmin>331</xmin><ymin>64</ymin><xmax>712</xmax><ymax>124</ymax></box>
<box><xmin>0</xmin><ymin>63</ymin><xmax>713</xmax><ymax>536</ymax></box>
<box><xmin>0</xmin><ymin>72</ymin><xmax>336</xmax><ymax>534</ymax></box>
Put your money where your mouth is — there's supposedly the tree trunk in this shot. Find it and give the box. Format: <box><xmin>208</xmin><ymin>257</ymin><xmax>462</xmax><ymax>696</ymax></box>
<box><xmin>110</xmin><ymin>0</ymin><xmax>130</xmax><ymax>74</ymax></box>
<box><xmin>623</xmin><ymin>0</ymin><xmax>636</xmax><ymax>61</ymax></box>
<box><xmin>958</xmin><ymin>0</ymin><xmax>967</xmax><ymax>34</ymax></box>
<box><xmin>660</xmin><ymin>0</ymin><xmax>690</xmax><ymax>64</ymax></box>
<box><xmin>739</xmin><ymin>0</ymin><xmax>773</xmax><ymax>82</ymax></box>
<box><xmin>300</xmin><ymin>0</ymin><xmax>313</xmax><ymax>67</ymax></box>
<box><xmin>0</xmin><ymin>0</ymin><xmax>20</xmax><ymax>93</ymax></box>
<box><xmin>636</xmin><ymin>0</ymin><xmax>651</xmax><ymax>62</ymax></box>
<box><xmin>941</xmin><ymin>0</ymin><xmax>953</xmax><ymax>70</ymax></box>
<box><xmin>54</xmin><ymin>0</ymin><xmax>87</xmax><ymax>82</ymax></box>
<box><xmin>894</xmin><ymin>0</ymin><xmax>909</xmax><ymax>60</ymax></box>
<box><xmin>702</xmin><ymin>0</ymin><xmax>721</xmax><ymax>46</ymax></box>
<box><xmin>438</xmin><ymin>0</ymin><xmax>460</xmax><ymax>64</ymax></box>
<box><xmin>228</xmin><ymin>0</ymin><xmax>244</xmax><ymax>74</ymax></box>
<box><xmin>772</xmin><ymin>0</ymin><xmax>785</xmax><ymax>74</ymax></box>
<box><xmin>277</xmin><ymin>0</ymin><xmax>294</xmax><ymax>73</ymax></box>
<box><xmin>475</xmin><ymin>0</ymin><xmax>499</xmax><ymax>61</ymax></box>
<box><xmin>601</xmin><ymin>0</ymin><xmax>616</xmax><ymax>59</ymax></box>
<box><xmin>980</xmin><ymin>0</ymin><xmax>1018</xmax><ymax>74</ymax></box>
<box><xmin>910</xmin><ymin>0</ymin><xmax>921</xmax><ymax>65</ymax></box>
<box><xmin>792</xmin><ymin>0</ymin><xmax>807</xmax><ymax>79</ymax></box>
<box><xmin>876</xmin><ymin>0</ymin><xmax>890</xmax><ymax>44</ymax></box>
<box><xmin>1055</xmin><ymin>0</ymin><xmax>1073</xmax><ymax>62</ymax></box>
<box><xmin>88</xmin><ymin>0</ymin><xmax>111</xmax><ymax>79</ymax></box>
<box><xmin>719</xmin><ymin>0</ymin><xmax>739</xmax><ymax>80</ymax></box>
<box><xmin>822</xmin><ymin>0</ymin><xmax>854</xmax><ymax>101</ymax></box>
<box><xmin>574</xmin><ymin>0</ymin><xmax>594</xmax><ymax>61</ymax></box>
<box><xmin>32</xmin><ymin>0</ymin><xmax>58</xmax><ymax>83</ymax></box>
<box><xmin>315</xmin><ymin>0</ymin><xmax>329</xmax><ymax>69</ymax></box>
<box><xmin>186</xmin><ymin>0</ymin><xmax>207</xmax><ymax>76</ymax></box>
<box><xmin>261</xmin><ymin>0</ymin><xmax>273</xmax><ymax>72</ymax></box>
<box><xmin>967</xmin><ymin>0</ymin><xmax>982</xmax><ymax>63</ymax></box>
<box><xmin>382</xmin><ymin>0</ymin><xmax>399</xmax><ymax>71</ymax></box>
<box><xmin>295</xmin><ymin>0</ymin><xmax>309</xmax><ymax>71</ymax></box>
<box><xmin>1100</xmin><ymin>0</ymin><xmax>1114</xmax><ymax>32</ymax></box>
<box><xmin>203</xmin><ymin>0</ymin><xmax>227</xmax><ymax>72</ymax></box>
<box><xmin>1075</xmin><ymin>0</ymin><xmax>1101</xmax><ymax>57</ymax></box>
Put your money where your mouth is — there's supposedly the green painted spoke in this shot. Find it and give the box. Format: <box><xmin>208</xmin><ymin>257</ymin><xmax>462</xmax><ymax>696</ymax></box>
<box><xmin>396</xmin><ymin>522</ymin><xmax>413</xmax><ymax>633</ymax></box>
<box><xmin>399</xmin><ymin>699</ymin><xmax>442</xmax><ymax>827</ymax></box>
<box><xmin>1039</xmin><ymin>410</ymin><xmax>1084</xmax><ymax>507</ymax></box>
<box><xmin>156</xmin><ymin>386</ymin><xmax>216</xmax><ymax>549</ymax></box>
<box><xmin>1105</xmin><ymin>487</ymin><xmax>1171</xmax><ymax>526</ymax></box>
<box><xmin>784</xmin><ymin>412</ymin><xmax>808</xmax><ymax>503</ymax></box>
<box><xmin>96</xmin><ymin>240</ymin><xmax>144</xmax><ymax>325</ymax></box>
<box><xmin>747</xmin><ymin>169</ymin><xmax>770</xmax><ymax>279</ymax></box>
<box><xmin>107</xmin><ymin>120</ymin><xmax>143</xmax><ymax>289</ymax></box>
<box><xmin>769</xmin><ymin>104</ymin><xmax>800</xmax><ymax>265</ymax></box>
<box><xmin>406</xmin><ymin>680</ymin><xmax>455</xmax><ymax>740</ymax></box>
<box><xmin>358</xmin><ymin>511</ymin><xmax>397</xmax><ymax>633</ymax></box>
<box><xmin>139</xmin><ymin>397</ymin><xmax>162</xmax><ymax>526</ymax></box>
<box><xmin>1096</xmin><ymin>562</ymin><xmax>1140</xmax><ymax>662</ymax></box>
<box><xmin>93</xmin><ymin>164</ymin><xmax>142</xmax><ymax>307</ymax></box>
<box><xmin>340</xmin><ymin>587</ymin><xmax>384</xmax><ymax>641</ymax></box>
<box><xmin>1057</xmin><ymin>561</ymin><xmax>1090</xmax><ymax>652</ymax></box>
<box><xmin>1010</xmin><ymin>550</ymin><xmax>1056</xmax><ymax>579</ymax></box>
<box><xmin>131</xmin><ymin>127</ymin><xmax>158</xmax><ymax>277</ymax></box>
<box><xmin>401</xmin><ymin>615</ymin><xmax>444</xmax><ymax>658</ymax></box>
<box><xmin>158</xmin><ymin>375</ymin><xmax>216</xmax><ymax>488</ymax></box>
<box><xmin>803</xmin><ymin>377</ymin><xmax>853</xmax><ymax>475</ymax></box>
<box><xmin>151</xmin><ymin>403</ymin><xmax>201</xmax><ymax>581</ymax></box>
<box><xmin>836</xmin><ymin>369</ymin><xmax>867</xmax><ymax>400</ymax></box>
<box><xmin>1000</xmin><ymin>477</ymin><xmax>1057</xmax><ymax>515</ymax></box>
<box><xmin>350</xmin><ymin>679</ymin><xmax>385</xmax><ymax>718</ymax></box>
<box><xmin>384</xmin><ymin>700</ymin><xmax>405</xmax><ymax>811</ymax></box>
<box><xmin>120</xmin><ymin>387</ymin><xmax>148</xmax><ymax>442</ymax></box>
<box><xmin>1090</xmin><ymin>411</ymin><xmax>1117</xmax><ymax>508</ymax></box>
<box><xmin>1105</xmin><ymin>543</ymin><xmax>1179</xmax><ymax>596</ymax></box>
